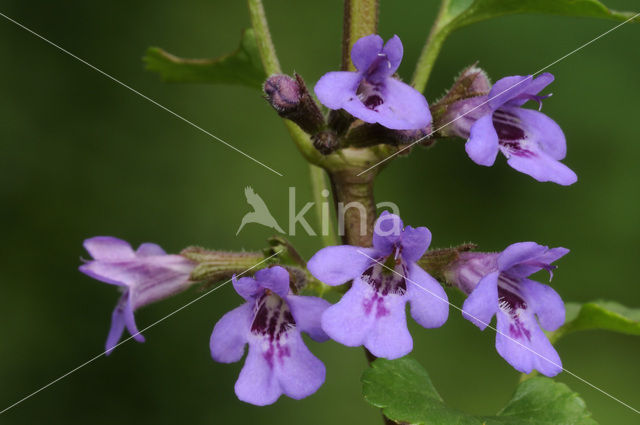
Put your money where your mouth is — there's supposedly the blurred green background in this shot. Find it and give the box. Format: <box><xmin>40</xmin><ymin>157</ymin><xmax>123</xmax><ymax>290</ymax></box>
<box><xmin>1</xmin><ymin>0</ymin><xmax>639</xmax><ymax>423</ymax></box>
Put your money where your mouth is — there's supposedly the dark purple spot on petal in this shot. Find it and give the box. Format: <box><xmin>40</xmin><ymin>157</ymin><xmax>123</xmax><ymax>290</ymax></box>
<box><xmin>250</xmin><ymin>293</ymin><xmax>296</xmax><ymax>341</ymax></box>
<box><xmin>493</xmin><ymin>110</ymin><xmax>526</xmax><ymax>141</ymax></box>
<box><xmin>356</xmin><ymin>79</ymin><xmax>385</xmax><ymax>111</ymax></box>
<box><xmin>364</xmin><ymin>95</ymin><xmax>383</xmax><ymax>109</ymax></box>
<box><xmin>361</xmin><ymin>257</ymin><xmax>407</xmax><ymax>296</ymax></box>
<box><xmin>361</xmin><ymin>293</ymin><xmax>391</xmax><ymax>319</ymax></box>
<box><xmin>497</xmin><ymin>276</ymin><xmax>532</xmax><ymax>342</ymax></box>
<box><xmin>251</xmin><ymin>292</ymin><xmax>297</xmax><ymax>368</ymax></box>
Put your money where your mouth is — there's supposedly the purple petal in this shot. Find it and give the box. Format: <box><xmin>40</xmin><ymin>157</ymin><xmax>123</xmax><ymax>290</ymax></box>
<box><xmin>382</xmin><ymin>35</ymin><xmax>403</xmax><ymax>74</ymax></box>
<box><xmin>286</xmin><ymin>295</ymin><xmax>331</xmax><ymax>342</ymax></box>
<box><xmin>406</xmin><ymin>263</ymin><xmax>449</xmax><ymax>328</ymax></box>
<box><xmin>495</xmin><ymin>310</ymin><xmax>562</xmax><ymax>376</ymax></box>
<box><xmin>128</xmin><ymin>255</ymin><xmax>194</xmax><ymax>309</ymax></box>
<box><xmin>80</xmin><ymin>254</ymin><xmax>193</xmax><ymax>296</ymax></box>
<box><xmin>235</xmin><ymin>339</ymin><xmax>283</xmax><ymax>406</ymax></box>
<box><xmin>364</xmin><ymin>291</ymin><xmax>412</xmax><ymax>359</ymax></box>
<box><xmin>506</xmin><ymin>246</ymin><xmax>570</xmax><ymax>279</ymax></box>
<box><xmin>462</xmin><ymin>271</ymin><xmax>499</xmax><ymax>330</ymax></box>
<box><xmin>351</xmin><ymin>34</ymin><xmax>384</xmax><ymax>72</ymax></box>
<box><xmin>321</xmin><ymin>278</ymin><xmax>375</xmax><ymax>347</ymax></box>
<box><xmin>498</xmin><ymin>242</ymin><xmax>548</xmax><ymax>272</ymax></box>
<box><xmin>365</xmin><ymin>35</ymin><xmax>404</xmax><ymax>82</ymax></box>
<box><xmin>314</xmin><ymin>71</ymin><xmax>362</xmax><ymax>110</ymax></box>
<box><xmin>507</xmin><ymin>73</ymin><xmax>555</xmax><ymax>107</ymax></box>
<box><xmin>254</xmin><ymin>266</ymin><xmax>290</xmax><ymax>297</ymax></box>
<box><xmin>506</xmin><ymin>148</ymin><xmax>577</xmax><ymax>185</ymax></box>
<box><xmin>307</xmin><ymin>245</ymin><xmax>376</xmax><ymax>286</ymax></box>
<box><xmin>83</xmin><ymin>236</ymin><xmax>135</xmax><ymax>261</ymax></box>
<box><xmin>233</xmin><ymin>275</ymin><xmax>261</xmax><ymax>300</ymax></box>
<box><xmin>400</xmin><ymin>226</ymin><xmax>431</xmax><ymax>262</ymax></box>
<box><xmin>123</xmin><ymin>293</ymin><xmax>144</xmax><ymax>342</ymax></box>
<box><xmin>105</xmin><ymin>296</ymin><xmax>127</xmax><ymax>354</ymax></box>
<box><xmin>488</xmin><ymin>75</ymin><xmax>533</xmax><ymax>110</ymax></box>
<box><xmin>136</xmin><ymin>243</ymin><xmax>166</xmax><ymax>257</ymax></box>
<box><xmin>466</xmin><ymin>114</ymin><xmax>499</xmax><ymax>166</ymax></box>
<box><xmin>373</xmin><ymin>211</ymin><xmax>403</xmax><ymax>254</ymax></box>
<box><xmin>375</xmin><ymin>78</ymin><xmax>431</xmax><ymax>130</ymax></box>
<box><xmin>341</xmin><ymin>94</ymin><xmax>386</xmax><ymax>124</ymax></box>
<box><xmin>276</xmin><ymin>332</ymin><xmax>326</xmax><ymax>400</ymax></box>
<box><xmin>79</xmin><ymin>262</ymin><xmax>128</xmax><ymax>286</ymax></box>
<box><xmin>210</xmin><ymin>302</ymin><xmax>252</xmax><ymax>363</ymax></box>
<box><xmin>537</xmin><ymin>247</ymin><xmax>570</xmax><ymax>268</ymax></box>
<box><xmin>520</xmin><ymin>279</ymin><xmax>565</xmax><ymax>331</ymax></box>
<box><xmin>502</xmin><ymin>107</ymin><xmax>567</xmax><ymax>160</ymax></box>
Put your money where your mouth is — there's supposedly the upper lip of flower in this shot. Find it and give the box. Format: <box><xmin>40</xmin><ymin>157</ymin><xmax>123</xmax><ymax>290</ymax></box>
<box><xmin>313</xmin><ymin>34</ymin><xmax>432</xmax><ymax>130</ymax></box>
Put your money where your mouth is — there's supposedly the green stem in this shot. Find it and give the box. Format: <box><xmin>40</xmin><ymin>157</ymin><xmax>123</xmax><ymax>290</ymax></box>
<box><xmin>411</xmin><ymin>0</ymin><xmax>451</xmax><ymax>93</ymax></box>
<box><xmin>247</xmin><ymin>0</ymin><xmax>322</xmax><ymax>165</ymax></box>
<box><xmin>310</xmin><ymin>164</ymin><xmax>339</xmax><ymax>247</ymax></box>
<box><xmin>342</xmin><ymin>0</ymin><xmax>379</xmax><ymax>71</ymax></box>
<box><xmin>247</xmin><ymin>0</ymin><xmax>281</xmax><ymax>75</ymax></box>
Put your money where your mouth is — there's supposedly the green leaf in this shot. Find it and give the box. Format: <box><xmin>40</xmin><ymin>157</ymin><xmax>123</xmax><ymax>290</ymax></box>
<box><xmin>144</xmin><ymin>29</ymin><xmax>266</xmax><ymax>90</ymax></box>
<box><xmin>549</xmin><ymin>300</ymin><xmax>640</xmax><ymax>343</ymax></box>
<box><xmin>442</xmin><ymin>0</ymin><xmax>639</xmax><ymax>31</ymax></box>
<box><xmin>362</xmin><ymin>357</ymin><xmax>597</xmax><ymax>425</ymax></box>
<box><xmin>412</xmin><ymin>0</ymin><xmax>638</xmax><ymax>92</ymax></box>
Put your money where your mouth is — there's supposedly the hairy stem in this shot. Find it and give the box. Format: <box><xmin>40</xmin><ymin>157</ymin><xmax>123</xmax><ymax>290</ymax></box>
<box><xmin>248</xmin><ymin>0</ymin><xmax>321</xmax><ymax>165</ymax></box>
<box><xmin>337</xmin><ymin>3</ymin><xmax>391</xmax><ymax>422</ymax></box>
<box><xmin>310</xmin><ymin>164</ymin><xmax>339</xmax><ymax>247</ymax></box>
<box><xmin>411</xmin><ymin>0</ymin><xmax>451</xmax><ymax>93</ymax></box>
<box><xmin>330</xmin><ymin>168</ymin><xmax>377</xmax><ymax>247</ymax></box>
<box><xmin>342</xmin><ymin>0</ymin><xmax>379</xmax><ymax>71</ymax></box>
<box><xmin>247</xmin><ymin>0</ymin><xmax>281</xmax><ymax>74</ymax></box>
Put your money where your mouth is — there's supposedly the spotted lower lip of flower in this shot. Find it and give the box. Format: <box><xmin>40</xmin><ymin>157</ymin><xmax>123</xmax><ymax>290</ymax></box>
<box><xmin>209</xmin><ymin>266</ymin><xmax>330</xmax><ymax>406</ymax></box>
<box><xmin>314</xmin><ymin>34</ymin><xmax>431</xmax><ymax>130</ymax></box>
<box><xmin>459</xmin><ymin>242</ymin><xmax>569</xmax><ymax>377</ymax></box>
<box><xmin>78</xmin><ymin>236</ymin><xmax>195</xmax><ymax>354</ymax></box>
<box><xmin>307</xmin><ymin>211</ymin><xmax>449</xmax><ymax>360</ymax></box>
<box><xmin>465</xmin><ymin>73</ymin><xmax>577</xmax><ymax>185</ymax></box>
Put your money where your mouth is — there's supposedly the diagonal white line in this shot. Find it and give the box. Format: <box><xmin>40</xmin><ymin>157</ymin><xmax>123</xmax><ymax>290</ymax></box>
<box><xmin>356</xmin><ymin>250</ymin><xmax>640</xmax><ymax>415</ymax></box>
<box><xmin>0</xmin><ymin>250</ymin><xmax>282</xmax><ymax>415</ymax></box>
<box><xmin>0</xmin><ymin>11</ymin><xmax>284</xmax><ymax>177</ymax></box>
<box><xmin>357</xmin><ymin>12</ymin><xmax>640</xmax><ymax>176</ymax></box>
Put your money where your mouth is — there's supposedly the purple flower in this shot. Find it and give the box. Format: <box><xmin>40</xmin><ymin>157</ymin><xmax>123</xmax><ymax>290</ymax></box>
<box><xmin>209</xmin><ymin>266</ymin><xmax>330</xmax><ymax>406</ymax></box>
<box><xmin>449</xmin><ymin>242</ymin><xmax>568</xmax><ymax>376</ymax></box>
<box><xmin>307</xmin><ymin>212</ymin><xmax>448</xmax><ymax>359</ymax></box>
<box><xmin>465</xmin><ymin>73</ymin><xmax>577</xmax><ymax>185</ymax></box>
<box><xmin>79</xmin><ymin>236</ymin><xmax>195</xmax><ymax>353</ymax></box>
<box><xmin>314</xmin><ymin>34</ymin><xmax>431</xmax><ymax>130</ymax></box>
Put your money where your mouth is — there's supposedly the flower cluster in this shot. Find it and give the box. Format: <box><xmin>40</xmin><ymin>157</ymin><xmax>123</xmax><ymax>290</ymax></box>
<box><xmin>80</xmin><ymin>211</ymin><xmax>569</xmax><ymax>404</ymax></box>
<box><xmin>312</xmin><ymin>35</ymin><xmax>577</xmax><ymax>185</ymax></box>
<box><xmin>79</xmin><ymin>33</ymin><xmax>576</xmax><ymax>407</ymax></box>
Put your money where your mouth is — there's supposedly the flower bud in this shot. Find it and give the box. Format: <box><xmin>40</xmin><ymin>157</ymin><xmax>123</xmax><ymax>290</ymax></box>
<box><xmin>327</xmin><ymin>109</ymin><xmax>355</xmax><ymax>136</ymax></box>
<box><xmin>432</xmin><ymin>65</ymin><xmax>492</xmax><ymax>139</ymax></box>
<box><xmin>312</xmin><ymin>130</ymin><xmax>339</xmax><ymax>155</ymax></box>
<box><xmin>263</xmin><ymin>73</ymin><xmax>325</xmax><ymax>134</ymax></box>
<box><xmin>264</xmin><ymin>74</ymin><xmax>300</xmax><ymax>112</ymax></box>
